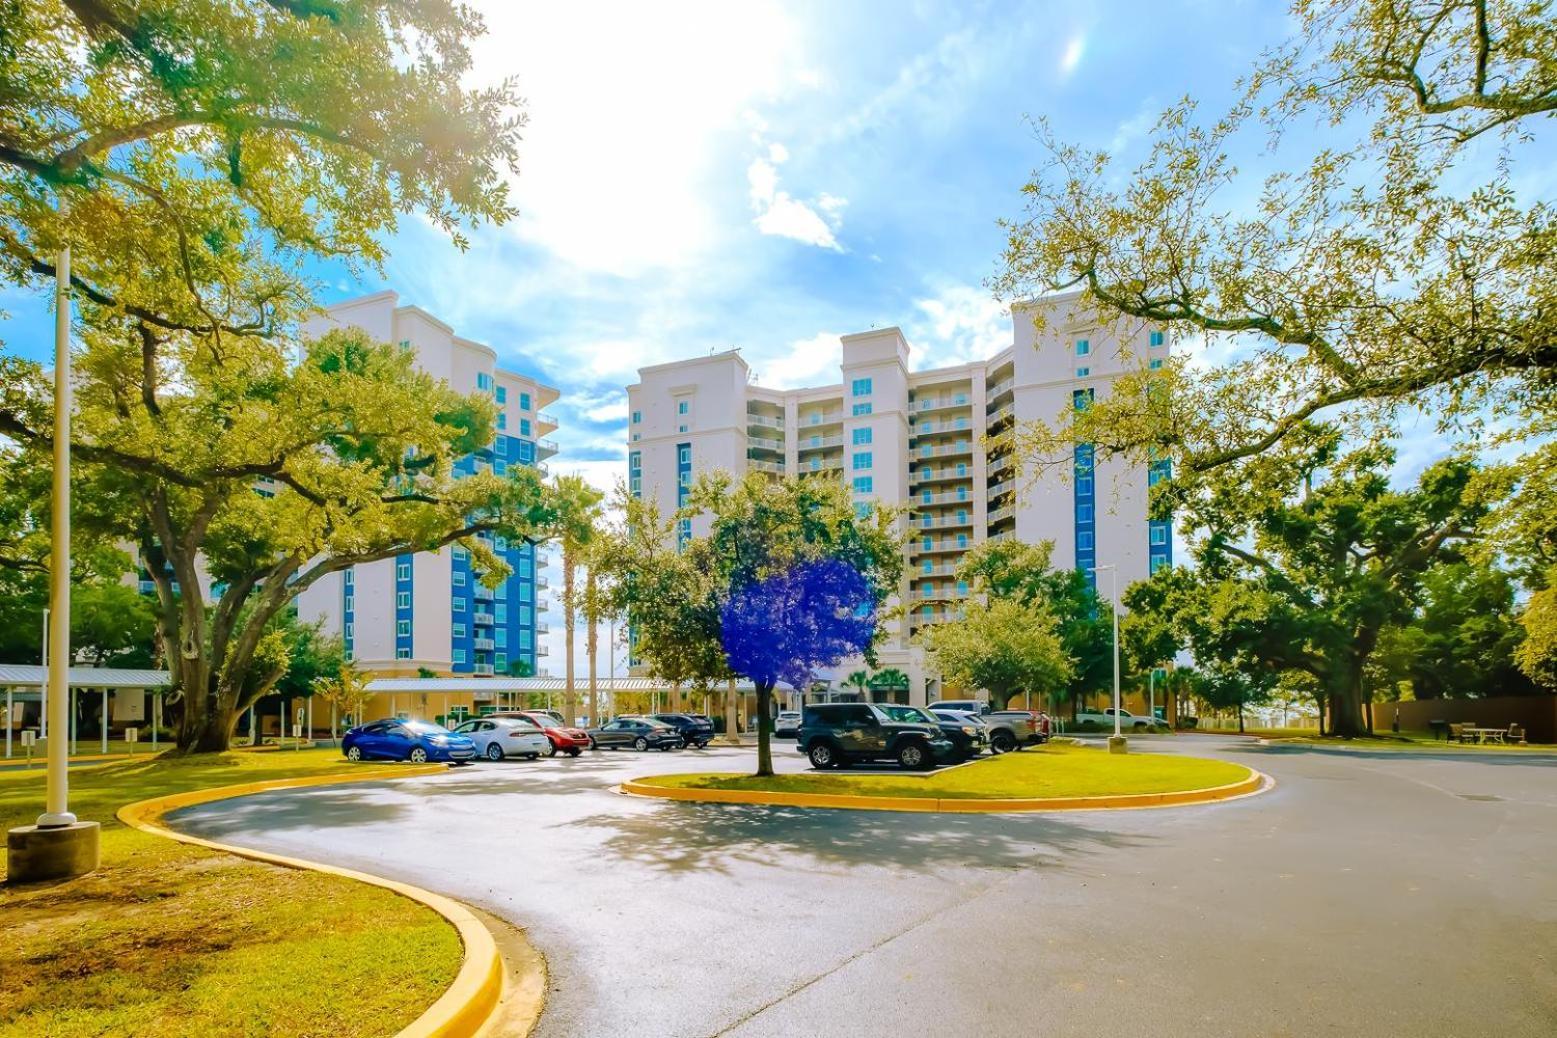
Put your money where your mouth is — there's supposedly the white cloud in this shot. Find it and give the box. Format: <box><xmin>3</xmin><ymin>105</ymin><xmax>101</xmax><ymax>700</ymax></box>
<box><xmin>1109</xmin><ymin>99</ymin><xmax>1159</xmax><ymax>154</ymax></box>
<box><xmin>907</xmin><ymin>284</ymin><xmax>1011</xmax><ymax>368</ymax></box>
<box><xmin>758</xmin><ymin>331</ymin><xmax>844</xmax><ymax>388</ymax></box>
<box><xmin>746</xmin><ymin>145</ymin><xmax>846</xmax><ymax>250</ymax></box>
<box><xmin>468</xmin><ymin>1</ymin><xmax>809</xmax><ymax>275</ymax></box>
<box><xmin>1059</xmin><ymin>34</ymin><xmax>1087</xmax><ymax>78</ymax></box>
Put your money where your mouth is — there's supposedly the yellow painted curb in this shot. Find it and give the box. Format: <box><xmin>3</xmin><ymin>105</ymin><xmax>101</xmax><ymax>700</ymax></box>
<box><xmin>621</xmin><ymin>766</ymin><xmax>1269</xmax><ymax>813</ymax></box>
<box><xmin>116</xmin><ymin>763</ymin><xmax>507</xmax><ymax>1038</ymax></box>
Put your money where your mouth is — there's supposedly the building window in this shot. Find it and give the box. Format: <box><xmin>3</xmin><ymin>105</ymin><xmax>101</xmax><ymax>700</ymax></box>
<box><xmin>852</xmin><ymin>403</ymin><xmax>872</xmax><ymax>417</ymax></box>
<box><xmin>397</xmin><ymin>647</ymin><xmax>411</xmax><ymax>660</ymax></box>
<box><xmin>453</xmin><ymin>623</ymin><xmax>466</xmax><ymax>638</ymax></box>
<box><xmin>520</xmin><ymin>391</ymin><xmax>532</xmax><ymax>411</ymax></box>
<box><xmin>453</xmin><ymin>570</ymin><xmax>466</xmax><ymax>587</ymax></box>
<box><xmin>1075</xmin><ymin>339</ymin><xmax>1091</xmax><ymax>357</ymax></box>
<box><xmin>1077</xmin><ymin>503</ymin><xmax>1094</xmax><ymax>523</ymax></box>
<box><xmin>1076</xmin><ymin>366</ymin><xmax>1090</xmax><ymax>377</ymax></box>
<box><xmin>496</xmin><ymin>629</ymin><xmax>509</xmax><ymax>648</ymax></box>
<box><xmin>344</xmin><ymin>569</ymin><xmax>354</xmax><ymax>587</ymax></box>
<box><xmin>345</xmin><ymin>622</ymin><xmax>354</xmax><ymax>639</ymax></box>
<box><xmin>851</xmin><ymin>377</ymin><xmax>872</xmax><ymax>397</ymax></box>
<box><xmin>397</xmin><ymin>620</ymin><xmax>411</xmax><ymax>637</ymax></box>
<box><xmin>496</xmin><ymin>603</ymin><xmax>509</xmax><ymax>623</ymax></box>
<box><xmin>396</xmin><ymin>562</ymin><xmax>410</xmax><ymax>581</ymax></box>
<box><xmin>852</xmin><ymin>476</ymin><xmax>873</xmax><ymax>494</ymax></box>
<box><xmin>678</xmin><ymin>445</ymin><xmax>692</xmax><ymax>465</ymax></box>
<box><xmin>1073</xmin><ymin>388</ymin><xmax>1094</xmax><ymax>411</ymax></box>
<box><xmin>852</xmin><ymin>452</ymin><xmax>872</xmax><ymax>471</ymax></box>
<box><xmin>344</xmin><ymin>595</ymin><xmax>355</xmax><ymax>612</ymax></box>
<box><xmin>956</xmin><ymin>533</ymin><xmax>968</xmax><ymax>548</ymax></box>
<box><xmin>1077</xmin><ymin>531</ymin><xmax>1095</xmax><ymax>551</ymax></box>
<box><xmin>677</xmin><ymin>400</ymin><xmax>689</xmax><ymax>415</ymax></box>
<box><xmin>453</xmin><ymin>649</ymin><xmax>467</xmax><ymax>664</ymax></box>
<box><xmin>398</xmin><ymin>339</ymin><xmax>411</xmax><ymax>351</ymax></box>
<box><xmin>631</xmin><ymin>409</ymin><xmax>641</xmax><ymax>423</ymax></box>
<box><xmin>452</xmin><ymin>546</ymin><xmax>468</xmax><ymax>562</ymax></box>
<box><xmin>453</xmin><ymin>597</ymin><xmax>466</xmax><ymax>613</ymax></box>
<box><xmin>853</xmin><ymin>427</ymin><xmax>872</xmax><ymax>445</ymax></box>
<box><xmin>1150</xmin><ymin>525</ymin><xmax>1168</xmax><ymax>546</ymax></box>
<box><xmin>477</xmin><ymin>372</ymin><xmax>493</xmax><ymax>391</ymax></box>
<box><xmin>495</xmin><ymin>460</ymin><xmax>507</xmax><ymax>476</ymax></box>
<box><xmin>520</xmin><ymin>418</ymin><xmax>531</xmax><ymax>436</ymax></box>
<box><xmin>921</xmin><ymin>490</ymin><xmax>933</xmax><ymax>503</ymax></box>
<box><xmin>1149</xmin><ymin>359</ymin><xmax>1164</xmax><ymax>370</ymax></box>
<box><xmin>497</xmin><ymin>412</ymin><xmax>507</xmax><ymax>430</ymax></box>
<box><xmin>494</xmin><ymin>437</ymin><xmax>507</xmax><ymax>456</ymax></box>
<box><xmin>922</xmin><ymin>535</ymin><xmax>933</xmax><ymax>550</ymax></box>
<box><xmin>1149</xmin><ymin>331</ymin><xmax>1164</xmax><ymax>347</ymax></box>
<box><xmin>678</xmin><ymin>424</ymin><xmax>688</xmax><ymax>433</ymax></box>
<box><xmin>396</xmin><ymin>591</ymin><xmax>410</xmax><ymax>609</ymax></box>
<box><xmin>495</xmin><ymin>386</ymin><xmax>507</xmax><ymax>405</ymax></box>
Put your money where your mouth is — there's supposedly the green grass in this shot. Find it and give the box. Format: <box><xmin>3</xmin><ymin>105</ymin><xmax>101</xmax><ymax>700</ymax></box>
<box><xmin>0</xmin><ymin>749</ymin><xmax>461</xmax><ymax>1038</ymax></box>
<box><xmin>641</xmin><ymin>742</ymin><xmax>1252</xmax><ymax>799</ymax></box>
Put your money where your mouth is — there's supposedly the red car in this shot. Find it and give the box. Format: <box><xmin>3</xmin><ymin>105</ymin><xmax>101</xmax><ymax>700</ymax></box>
<box><xmin>501</xmin><ymin>710</ymin><xmax>591</xmax><ymax>757</ymax></box>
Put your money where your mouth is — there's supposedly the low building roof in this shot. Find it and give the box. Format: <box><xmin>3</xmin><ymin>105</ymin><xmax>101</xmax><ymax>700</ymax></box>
<box><xmin>0</xmin><ymin>664</ymin><xmax>171</xmax><ymax>689</ymax></box>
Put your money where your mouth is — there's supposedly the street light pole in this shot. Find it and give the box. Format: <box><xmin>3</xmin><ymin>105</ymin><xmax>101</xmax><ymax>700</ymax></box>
<box><xmin>1090</xmin><ymin>564</ymin><xmax>1125</xmax><ymax>754</ymax></box>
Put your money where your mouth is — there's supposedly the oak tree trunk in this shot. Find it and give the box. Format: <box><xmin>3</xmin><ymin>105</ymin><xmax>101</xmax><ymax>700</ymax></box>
<box><xmin>754</xmin><ymin>682</ymin><xmax>775</xmax><ymax>776</ymax></box>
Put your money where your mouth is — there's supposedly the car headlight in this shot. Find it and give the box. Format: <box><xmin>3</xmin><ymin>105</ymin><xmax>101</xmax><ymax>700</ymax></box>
<box><xmin>962</xmin><ymin>726</ymin><xmax>976</xmax><ymax>735</ymax></box>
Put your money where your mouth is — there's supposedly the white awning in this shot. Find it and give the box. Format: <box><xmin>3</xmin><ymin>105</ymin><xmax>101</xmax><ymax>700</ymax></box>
<box><xmin>364</xmin><ymin>676</ymin><xmax>758</xmax><ymax>694</ymax></box>
<box><xmin>0</xmin><ymin>664</ymin><xmax>171</xmax><ymax>689</ymax></box>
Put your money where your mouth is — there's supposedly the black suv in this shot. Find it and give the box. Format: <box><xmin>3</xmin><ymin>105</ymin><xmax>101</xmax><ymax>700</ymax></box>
<box><xmin>880</xmin><ymin>704</ymin><xmax>987</xmax><ymax>762</ymax></box>
<box><xmin>798</xmin><ymin>703</ymin><xmax>953</xmax><ymax>770</ymax></box>
<box><xmin>650</xmin><ymin>712</ymin><xmax>715</xmax><ymax>749</ymax></box>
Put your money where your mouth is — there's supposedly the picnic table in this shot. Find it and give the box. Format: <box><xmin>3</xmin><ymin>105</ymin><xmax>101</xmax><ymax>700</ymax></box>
<box><xmin>1460</xmin><ymin>727</ymin><xmax>1509</xmax><ymax>745</ymax></box>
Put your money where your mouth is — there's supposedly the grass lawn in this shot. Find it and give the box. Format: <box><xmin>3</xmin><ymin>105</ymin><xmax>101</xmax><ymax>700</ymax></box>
<box><xmin>640</xmin><ymin>742</ymin><xmax>1253</xmax><ymax>800</ymax></box>
<box><xmin>0</xmin><ymin>749</ymin><xmax>460</xmax><ymax>1038</ymax></box>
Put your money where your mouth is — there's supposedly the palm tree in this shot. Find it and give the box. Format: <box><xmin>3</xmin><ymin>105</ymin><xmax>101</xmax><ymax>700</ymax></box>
<box><xmin>543</xmin><ymin>475</ymin><xmax>605</xmax><ymax>726</ymax></box>
<box><xmin>869</xmin><ymin>667</ymin><xmax>910</xmax><ymax>703</ymax></box>
<box><xmin>844</xmin><ymin>669</ymin><xmax>871</xmax><ymax>701</ymax></box>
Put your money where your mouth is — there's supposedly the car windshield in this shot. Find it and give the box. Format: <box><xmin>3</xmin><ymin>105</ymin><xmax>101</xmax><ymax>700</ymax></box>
<box><xmin>498</xmin><ymin>719</ymin><xmax>539</xmax><ymax>731</ymax></box>
<box><xmin>655</xmin><ymin>714</ymin><xmax>689</xmax><ymax>723</ymax></box>
<box><xmin>402</xmin><ymin>721</ymin><xmax>448</xmax><ymax>735</ymax></box>
<box><xmin>879</xmin><ymin>705</ymin><xmax>935</xmax><ymax>724</ymax></box>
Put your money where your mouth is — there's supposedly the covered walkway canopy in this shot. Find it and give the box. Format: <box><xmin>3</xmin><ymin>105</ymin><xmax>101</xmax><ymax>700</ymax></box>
<box><xmin>364</xmin><ymin>677</ymin><xmax>758</xmax><ymax>694</ymax></box>
<box><xmin>0</xmin><ymin>664</ymin><xmax>172</xmax><ymax>758</ymax></box>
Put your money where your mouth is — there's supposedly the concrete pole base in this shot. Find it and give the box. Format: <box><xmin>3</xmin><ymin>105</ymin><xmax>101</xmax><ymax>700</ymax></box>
<box><xmin>1107</xmin><ymin>735</ymin><xmax>1129</xmax><ymax>755</ymax></box>
<box><xmin>7</xmin><ymin>820</ymin><xmax>101</xmax><ymax>884</ymax></box>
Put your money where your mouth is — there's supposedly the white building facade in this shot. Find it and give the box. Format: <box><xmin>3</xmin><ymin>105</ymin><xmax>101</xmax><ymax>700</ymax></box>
<box><xmin>625</xmin><ymin>292</ymin><xmax>1171</xmax><ymax>704</ymax></box>
<box><xmin>296</xmin><ymin>291</ymin><xmax>559</xmax><ymax>679</ymax></box>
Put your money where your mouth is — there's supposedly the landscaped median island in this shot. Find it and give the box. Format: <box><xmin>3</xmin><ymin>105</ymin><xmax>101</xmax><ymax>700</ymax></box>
<box><xmin>0</xmin><ymin>750</ymin><xmax>461</xmax><ymax>1038</ymax></box>
<box><xmin>628</xmin><ymin>742</ymin><xmax>1263</xmax><ymax>812</ymax></box>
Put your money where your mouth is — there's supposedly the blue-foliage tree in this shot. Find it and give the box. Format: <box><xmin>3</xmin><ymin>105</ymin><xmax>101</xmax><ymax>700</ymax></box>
<box><xmin>721</xmin><ymin>557</ymin><xmax>878</xmax><ymax>775</ymax></box>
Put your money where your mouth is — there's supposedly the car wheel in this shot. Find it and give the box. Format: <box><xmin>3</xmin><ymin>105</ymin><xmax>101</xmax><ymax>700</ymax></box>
<box><xmin>567</xmin><ymin>748</ymin><xmax>582</xmax><ymax>757</ymax></box>
<box><xmin>634</xmin><ymin>736</ymin><xmax>649</xmax><ymax>751</ymax></box>
<box><xmin>526</xmin><ymin>753</ymin><xmax>539</xmax><ymax>760</ymax></box>
<box><xmin>408</xmin><ymin>747</ymin><xmax>429</xmax><ymax>764</ymax></box>
<box><xmin>896</xmin><ymin>741</ymin><xmax>930</xmax><ymax>770</ymax></box>
<box><xmin>345</xmin><ymin>745</ymin><xmax>362</xmax><ymax>762</ymax></box>
<box><xmin>807</xmin><ymin>742</ymin><xmax>837</xmax><ymax>769</ymax></box>
<box><xmin>990</xmin><ymin>731</ymin><xmax>1016</xmax><ymax>754</ymax></box>
<box><xmin>485</xmin><ymin>743</ymin><xmax>505</xmax><ymax>761</ymax></box>
<box><xmin>545</xmin><ymin>741</ymin><xmax>558</xmax><ymax>758</ymax></box>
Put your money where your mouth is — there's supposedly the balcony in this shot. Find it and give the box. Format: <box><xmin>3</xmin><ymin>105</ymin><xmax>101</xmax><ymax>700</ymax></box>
<box><xmin>535</xmin><ymin>621</ymin><xmax>549</xmax><ymax>634</ymax></box>
<box><xmin>916</xmin><ymin>512</ymin><xmax>974</xmax><ymax>531</ymax></box>
<box><xmin>798</xmin><ymin>456</ymin><xmax>842</xmax><ymax>473</ymax></box>
<box><xmin>796</xmin><ymin>433</ymin><xmax>844</xmax><ymax>451</ymax></box>
<box><xmin>535</xmin><ymin>411</ymin><xmax>559</xmax><ymax>435</ymax></box>
<box><xmin>916</xmin><ymin>441</ymin><xmax>974</xmax><ymax>460</ymax></box>
<box><xmin>535</xmin><ymin>437</ymin><xmax>559</xmax><ymax>460</ymax></box>
<box><xmin>473</xmin><ymin>664</ymin><xmax>495</xmax><ymax>676</ymax></box>
<box><xmin>537</xmin><ymin>644</ymin><xmax>549</xmax><ymax>657</ymax></box>
<box><xmin>911</xmin><ymin>419</ymin><xmax>975</xmax><ymax>440</ymax></box>
<box><xmin>986</xmin><ymin>403</ymin><xmax>1014</xmax><ymax>426</ymax></box>
<box><xmin>910</xmin><ymin>608</ymin><xmax>961</xmax><ymax>625</ymax></box>
<box><xmin>916</xmin><ymin>562</ymin><xmax>961</xmax><ymax>577</ymax></box>
<box><xmin>988</xmin><ymin>504</ymin><xmax>1016</xmax><ymax>524</ymax></box>
<box><xmin>474</xmin><ymin>585</ymin><xmax>494</xmax><ymax>601</ymax></box>
<box><xmin>988</xmin><ymin>529</ymin><xmax>1016</xmax><ymax>543</ymax></box>
<box><xmin>746</xmin><ymin>411</ymin><xmax>785</xmax><ymax>431</ymax></box>
<box><xmin>748</xmin><ymin>434</ymin><xmax>784</xmax><ymax>452</ymax></box>
<box><xmin>473</xmin><ymin>637</ymin><xmax>495</xmax><ymax>651</ymax></box>
<box><xmin>750</xmin><ymin>459</ymin><xmax>785</xmax><ymax>475</ymax></box>
<box><xmin>800</xmin><ymin>410</ymin><xmax>844</xmax><ymax>427</ymax></box>
<box><xmin>535</xmin><ymin>575</ymin><xmax>549</xmax><ymax>589</ymax></box>
<box><xmin>988</xmin><ymin>454</ymin><xmax>1015</xmax><ymax>476</ymax></box>
<box><xmin>987</xmin><ymin>376</ymin><xmax>1014</xmax><ymax>400</ymax></box>
<box><xmin>912</xmin><ymin>466</ymin><xmax>972</xmax><ymax>486</ymax></box>
<box><xmin>916</xmin><ymin>489</ymin><xmax>973</xmax><ymax>506</ymax></box>
<box><xmin>912</xmin><ymin>395</ymin><xmax>971</xmax><ymax>413</ymax></box>
<box><xmin>915</xmin><ymin>585</ymin><xmax>970</xmax><ymax>601</ymax></box>
<box><xmin>987</xmin><ymin>478</ymin><xmax>1015</xmax><ymax>499</ymax></box>
<box><xmin>912</xmin><ymin>538</ymin><xmax>972</xmax><ymax>555</ymax></box>
<box><xmin>473</xmin><ymin>611</ymin><xmax>495</xmax><ymax>626</ymax></box>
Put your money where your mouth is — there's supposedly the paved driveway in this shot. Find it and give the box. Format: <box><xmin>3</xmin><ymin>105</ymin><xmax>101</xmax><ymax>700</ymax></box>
<box><xmin>172</xmin><ymin>736</ymin><xmax>1557</xmax><ymax>1038</ymax></box>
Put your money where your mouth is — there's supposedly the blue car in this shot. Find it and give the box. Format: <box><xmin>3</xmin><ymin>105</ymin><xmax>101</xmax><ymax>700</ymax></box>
<box><xmin>342</xmin><ymin>719</ymin><xmax>477</xmax><ymax>764</ymax></box>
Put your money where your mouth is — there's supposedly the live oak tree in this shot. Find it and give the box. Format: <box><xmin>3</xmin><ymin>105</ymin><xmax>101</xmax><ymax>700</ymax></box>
<box><xmin>995</xmin><ymin>0</ymin><xmax>1557</xmax><ymax>495</ymax></box>
<box><xmin>688</xmin><ymin>472</ymin><xmax>903</xmax><ymax>776</ymax></box>
<box><xmin>921</xmin><ymin>597</ymin><xmax>1073</xmax><ymax>711</ymax></box>
<box><xmin>0</xmin><ymin>2</ymin><xmax>529</xmax><ymax>751</ymax></box>
<box><xmin>1121</xmin><ymin>442</ymin><xmax>1506</xmax><ymax>737</ymax></box>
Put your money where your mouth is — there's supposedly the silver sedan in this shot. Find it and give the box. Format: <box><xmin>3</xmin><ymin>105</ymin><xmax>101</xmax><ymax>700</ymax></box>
<box><xmin>451</xmin><ymin>717</ymin><xmax>552</xmax><ymax>761</ymax></box>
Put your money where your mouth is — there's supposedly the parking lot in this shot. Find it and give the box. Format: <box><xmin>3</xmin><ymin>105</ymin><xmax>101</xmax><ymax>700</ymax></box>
<box><xmin>171</xmin><ymin>736</ymin><xmax>1557</xmax><ymax>1038</ymax></box>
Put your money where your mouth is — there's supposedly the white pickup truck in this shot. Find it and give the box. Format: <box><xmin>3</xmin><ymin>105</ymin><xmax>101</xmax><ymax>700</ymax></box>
<box><xmin>1072</xmin><ymin>707</ymin><xmax>1169</xmax><ymax>732</ymax></box>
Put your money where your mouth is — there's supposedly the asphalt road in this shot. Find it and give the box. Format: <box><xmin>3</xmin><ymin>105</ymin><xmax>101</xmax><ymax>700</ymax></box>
<box><xmin>171</xmin><ymin>735</ymin><xmax>1557</xmax><ymax>1038</ymax></box>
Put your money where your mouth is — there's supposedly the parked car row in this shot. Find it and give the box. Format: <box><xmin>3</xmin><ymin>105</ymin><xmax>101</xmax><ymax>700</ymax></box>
<box><xmin>340</xmin><ymin>710</ymin><xmax>719</xmax><ymax>764</ymax></box>
<box><xmin>795</xmin><ymin>702</ymin><xmax>1053</xmax><ymax>771</ymax></box>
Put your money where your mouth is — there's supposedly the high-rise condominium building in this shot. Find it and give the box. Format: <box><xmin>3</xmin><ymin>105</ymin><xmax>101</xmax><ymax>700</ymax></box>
<box><xmin>625</xmin><ymin>291</ymin><xmax>1171</xmax><ymax>704</ymax></box>
<box><xmin>296</xmin><ymin>291</ymin><xmax>559</xmax><ymax>678</ymax></box>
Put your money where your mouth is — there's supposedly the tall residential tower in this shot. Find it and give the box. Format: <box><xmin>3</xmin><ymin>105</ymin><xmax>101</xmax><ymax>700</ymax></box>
<box><xmin>625</xmin><ymin>291</ymin><xmax>1170</xmax><ymax>704</ymax></box>
<box><xmin>297</xmin><ymin>291</ymin><xmax>559</xmax><ymax>679</ymax></box>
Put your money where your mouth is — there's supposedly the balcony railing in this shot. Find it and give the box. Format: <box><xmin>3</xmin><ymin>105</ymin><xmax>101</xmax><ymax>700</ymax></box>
<box><xmin>917</xmin><ymin>441</ymin><xmax>974</xmax><ymax>459</ymax></box>
<box><xmin>916</xmin><ymin>512</ymin><xmax>974</xmax><ymax>530</ymax></box>
<box><xmin>473</xmin><ymin>637</ymin><xmax>495</xmax><ymax>651</ymax></box>
<box><xmin>912</xmin><ymin>466</ymin><xmax>972</xmax><ymax>485</ymax></box>
<box><xmin>986</xmin><ymin>403</ymin><xmax>1014</xmax><ymax>426</ymax></box>
<box><xmin>800</xmin><ymin>411</ymin><xmax>844</xmax><ymax>426</ymax></box>
<box><xmin>916</xmin><ymin>563</ymin><xmax>961</xmax><ymax>577</ymax></box>
<box><xmin>910</xmin><ymin>608</ymin><xmax>963</xmax><ymax>625</ymax></box>
<box><xmin>912</xmin><ymin>395</ymin><xmax>971</xmax><ymax>413</ymax></box>
<box><xmin>915</xmin><ymin>586</ymin><xmax>970</xmax><ymax>601</ymax></box>
<box><xmin>911</xmin><ymin>420</ymin><xmax>974</xmax><ymax>438</ymax></box>
<box><xmin>473</xmin><ymin>663</ymin><xmax>495</xmax><ymax>676</ymax></box>
<box><xmin>535</xmin><ymin>621</ymin><xmax>549</xmax><ymax>634</ymax></box>
<box><xmin>746</xmin><ymin>411</ymin><xmax>785</xmax><ymax>430</ymax></box>
<box><xmin>536</xmin><ymin>438</ymin><xmax>560</xmax><ymax>458</ymax></box>
<box><xmin>797</xmin><ymin>434</ymin><xmax>844</xmax><ymax>450</ymax></box>
<box><xmin>535</xmin><ymin>575</ymin><xmax>549</xmax><ymax>589</ymax></box>
<box><xmin>987</xmin><ymin>377</ymin><xmax>1014</xmax><ymax>399</ymax></box>
<box><xmin>988</xmin><ymin>454</ymin><xmax>1015</xmax><ymax>476</ymax></box>
<box><xmin>798</xmin><ymin>456</ymin><xmax>842</xmax><ymax>472</ymax></box>
<box><xmin>988</xmin><ymin>504</ymin><xmax>1016</xmax><ymax>524</ymax></box>
<box><xmin>912</xmin><ymin>538</ymin><xmax>972</xmax><ymax>554</ymax></box>
<box><xmin>473</xmin><ymin>585</ymin><xmax>494</xmax><ymax>600</ymax></box>
<box><xmin>473</xmin><ymin>611</ymin><xmax>495</xmax><ymax>626</ymax></box>
<box><xmin>916</xmin><ymin>490</ymin><xmax>973</xmax><ymax>506</ymax></box>
<box><xmin>748</xmin><ymin>435</ymin><xmax>784</xmax><ymax>452</ymax></box>
<box><xmin>987</xmin><ymin>478</ymin><xmax>1015</xmax><ymax>499</ymax></box>
<box><xmin>537</xmin><ymin>644</ymin><xmax>549</xmax><ymax>656</ymax></box>
<box><xmin>988</xmin><ymin>530</ymin><xmax>1016</xmax><ymax>543</ymax></box>
<box><xmin>750</xmin><ymin>459</ymin><xmax>785</xmax><ymax>474</ymax></box>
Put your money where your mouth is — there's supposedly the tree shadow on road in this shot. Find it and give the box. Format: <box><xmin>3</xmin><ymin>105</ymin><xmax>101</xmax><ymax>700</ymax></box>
<box><xmin>563</xmin><ymin>801</ymin><xmax>1153</xmax><ymax>877</ymax></box>
<box><xmin>1229</xmin><ymin>744</ymin><xmax>1557</xmax><ymax>767</ymax></box>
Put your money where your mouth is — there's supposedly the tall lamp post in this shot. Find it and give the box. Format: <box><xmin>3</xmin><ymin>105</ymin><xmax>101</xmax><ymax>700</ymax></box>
<box><xmin>8</xmin><ymin>227</ymin><xmax>101</xmax><ymax>883</ymax></box>
<box><xmin>1090</xmin><ymin>564</ymin><xmax>1126</xmax><ymax>755</ymax></box>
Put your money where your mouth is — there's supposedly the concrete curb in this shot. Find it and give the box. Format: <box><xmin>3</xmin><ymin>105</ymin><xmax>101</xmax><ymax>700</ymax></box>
<box><xmin>620</xmin><ymin>767</ymin><xmax>1271</xmax><ymax>814</ymax></box>
<box><xmin>116</xmin><ymin>763</ymin><xmax>531</xmax><ymax>1038</ymax></box>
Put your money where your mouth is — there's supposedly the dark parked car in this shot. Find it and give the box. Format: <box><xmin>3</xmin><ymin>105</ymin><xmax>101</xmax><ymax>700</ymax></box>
<box><xmin>797</xmin><ymin>703</ymin><xmax>952</xmax><ymax>770</ymax></box>
<box><xmin>881</xmin><ymin>704</ymin><xmax>986</xmax><ymax>762</ymax></box>
<box><xmin>590</xmin><ymin>717</ymin><xmax>684</xmax><ymax>751</ymax></box>
<box><xmin>649</xmin><ymin>712</ymin><xmax>715</xmax><ymax>748</ymax></box>
<box><xmin>342</xmin><ymin>719</ymin><xmax>476</xmax><ymax>764</ymax></box>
